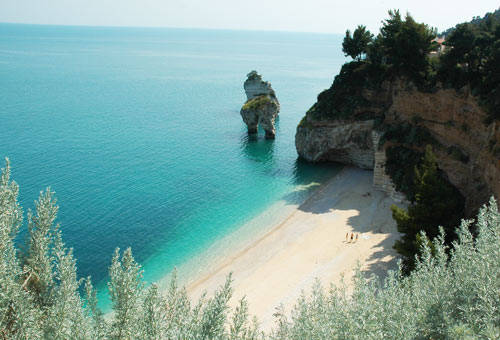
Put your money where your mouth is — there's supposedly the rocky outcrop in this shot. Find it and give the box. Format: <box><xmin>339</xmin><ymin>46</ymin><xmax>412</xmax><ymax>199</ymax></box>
<box><xmin>296</xmin><ymin>78</ymin><xmax>500</xmax><ymax>214</ymax></box>
<box><xmin>295</xmin><ymin>119</ymin><xmax>375</xmax><ymax>169</ymax></box>
<box><xmin>240</xmin><ymin>71</ymin><xmax>280</xmax><ymax>139</ymax></box>
<box><xmin>385</xmin><ymin>81</ymin><xmax>500</xmax><ymax>212</ymax></box>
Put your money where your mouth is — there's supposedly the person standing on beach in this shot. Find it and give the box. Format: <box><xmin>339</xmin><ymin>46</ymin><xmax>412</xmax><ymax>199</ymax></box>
<box><xmin>346</xmin><ymin>232</ymin><xmax>349</xmax><ymax>242</ymax></box>
<box><xmin>350</xmin><ymin>233</ymin><xmax>354</xmax><ymax>242</ymax></box>
<box><xmin>355</xmin><ymin>233</ymin><xmax>359</xmax><ymax>242</ymax></box>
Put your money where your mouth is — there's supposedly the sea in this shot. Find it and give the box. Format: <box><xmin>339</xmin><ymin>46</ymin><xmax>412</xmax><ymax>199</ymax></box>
<box><xmin>0</xmin><ymin>23</ymin><xmax>345</xmax><ymax>308</ymax></box>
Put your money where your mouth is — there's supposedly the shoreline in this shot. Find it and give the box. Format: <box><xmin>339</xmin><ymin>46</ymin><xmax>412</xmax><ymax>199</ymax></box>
<box><xmin>154</xmin><ymin>170</ymin><xmax>337</xmax><ymax>293</ymax></box>
<box><xmin>184</xmin><ymin>167</ymin><xmax>347</xmax><ymax>293</ymax></box>
<box><xmin>163</xmin><ymin>167</ymin><xmax>405</xmax><ymax>331</ymax></box>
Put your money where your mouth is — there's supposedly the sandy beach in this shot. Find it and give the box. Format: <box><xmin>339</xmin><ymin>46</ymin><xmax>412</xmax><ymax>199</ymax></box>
<box><xmin>186</xmin><ymin>167</ymin><xmax>404</xmax><ymax>331</ymax></box>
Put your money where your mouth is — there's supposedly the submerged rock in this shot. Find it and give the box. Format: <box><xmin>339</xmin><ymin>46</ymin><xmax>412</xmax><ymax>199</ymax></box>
<box><xmin>240</xmin><ymin>71</ymin><xmax>280</xmax><ymax>139</ymax></box>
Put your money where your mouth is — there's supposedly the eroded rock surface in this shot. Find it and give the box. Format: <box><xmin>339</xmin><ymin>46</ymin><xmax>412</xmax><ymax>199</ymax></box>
<box><xmin>296</xmin><ymin>78</ymin><xmax>500</xmax><ymax>214</ymax></box>
<box><xmin>240</xmin><ymin>71</ymin><xmax>280</xmax><ymax>139</ymax></box>
<box><xmin>295</xmin><ymin>119</ymin><xmax>375</xmax><ymax>169</ymax></box>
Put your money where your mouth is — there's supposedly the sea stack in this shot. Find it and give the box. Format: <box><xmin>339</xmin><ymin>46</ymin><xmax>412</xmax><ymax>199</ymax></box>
<box><xmin>240</xmin><ymin>71</ymin><xmax>280</xmax><ymax>139</ymax></box>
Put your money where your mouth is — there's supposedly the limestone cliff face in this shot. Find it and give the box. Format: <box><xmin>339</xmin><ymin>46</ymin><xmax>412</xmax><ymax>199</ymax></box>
<box><xmin>240</xmin><ymin>71</ymin><xmax>280</xmax><ymax>139</ymax></box>
<box><xmin>295</xmin><ymin>119</ymin><xmax>375</xmax><ymax>169</ymax></box>
<box><xmin>296</xmin><ymin>78</ymin><xmax>500</xmax><ymax>213</ymax></box>
<box><xmin>386</xmin><ymin>80</ymin><xmax>500</xmax><ymax>212</ymax></box>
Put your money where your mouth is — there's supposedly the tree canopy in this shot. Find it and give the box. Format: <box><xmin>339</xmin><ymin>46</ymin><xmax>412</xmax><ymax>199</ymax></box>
<box><xmin>439</xmin><ymin>14</ymin><xmax>500</xmax><ymax>120</ymax></box>
<box><xmin>373</xmin><ymin>10</ymin><xmax>437</xmax><ymax>82</ymax></box>
<box><xmin>391</xmin><ymin>146</ymin><xmax>464</xmax><ymax>273</ymax></box>
<box><xmin>342</xmin><ymin>25</ymin><xmax>373</xmax><ymax>60</ymax></box>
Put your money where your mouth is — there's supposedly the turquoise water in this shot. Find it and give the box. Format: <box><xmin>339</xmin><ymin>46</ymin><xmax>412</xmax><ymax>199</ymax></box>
<box><xmin>0</xmin><ymin>23</ymin><xmax>345</xmax><ymax>307</ymax></box>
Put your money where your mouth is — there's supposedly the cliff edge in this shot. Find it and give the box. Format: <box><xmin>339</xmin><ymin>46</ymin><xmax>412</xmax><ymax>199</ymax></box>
<box><xmin>296</xmin><ymin>10</ymin><xmax>499</xmax><ymax>215</ymax></box>
<box><xmin>296</xmin><ymin>74</ymin><xmax>499</xmax><ymax>214</ymax></box>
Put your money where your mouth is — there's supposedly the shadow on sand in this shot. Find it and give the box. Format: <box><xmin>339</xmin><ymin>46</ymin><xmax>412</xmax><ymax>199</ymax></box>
<box><xmin>286</xmin><ymin>166</ymin><xmax>403</xmax><ymax>283</ymax></box>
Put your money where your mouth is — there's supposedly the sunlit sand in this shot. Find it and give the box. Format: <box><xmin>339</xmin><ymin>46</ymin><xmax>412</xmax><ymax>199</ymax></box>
<box><xmin>185</xmin><ymin>167</ymin><xmax>404</xmax><ymax>330</ymax></box>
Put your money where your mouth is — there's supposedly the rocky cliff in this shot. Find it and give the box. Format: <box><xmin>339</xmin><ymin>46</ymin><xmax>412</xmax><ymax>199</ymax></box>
<box><xmin>296</xmin><ymin>78</ymin><xmax>500</xmax><ymax>214</ymax></box>
<box><xmin>240</xmin><ymin>71</ymin><xmax>280</xmax><ymax>139</ymax></box>
<box><xmin>295</xmin><ymin>119</ymin><xmax>375</xmax><ymax>169</ymax></box>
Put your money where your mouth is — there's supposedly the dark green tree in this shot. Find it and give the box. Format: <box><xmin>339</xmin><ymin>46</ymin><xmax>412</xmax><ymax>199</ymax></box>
<box><xmin>482</xmin><ymin>24</ymin><xmax>500</xmax><ymax>119</ymax></box>
<box><xmin>342</xmin><ymin>25</ymin><xmax>373</xmax><ymax>61</ymax></box>
<box><xmin>391</xmin><ymin>145</ymin><xmax>464</xmax><ymax>273</ymax></box>
<box><xmin>376</xmin><ymin>10</ymin><xmax>437</xmax><ymax>83</ymax></box>
<box><xmin>439</xmin><ymin>23</ymin><xmax>480</xmax><ymax>88</ymax></box>
<box><xmin>439</xmin><ymin>14</ymin><xmax>500</xmax><ymax>120</ymax></box>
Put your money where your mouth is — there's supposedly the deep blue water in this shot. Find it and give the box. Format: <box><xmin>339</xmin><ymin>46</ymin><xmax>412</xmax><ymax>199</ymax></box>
<box><xmin>0</xmin><ymin>23</ymin><xmax>345</xmax><ymax>305</ymax></box>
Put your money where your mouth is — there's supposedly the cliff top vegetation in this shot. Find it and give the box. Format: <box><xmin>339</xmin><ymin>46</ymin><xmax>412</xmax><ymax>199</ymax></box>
<box><xmin>306</xmin><ymin>9</ymin><xmax>500</xmax><ymax>122</ymax></box>
<box><xmin>440</xmin><ymin>7</ymin><xmax>500</xmax><ymax>37</ymax></box>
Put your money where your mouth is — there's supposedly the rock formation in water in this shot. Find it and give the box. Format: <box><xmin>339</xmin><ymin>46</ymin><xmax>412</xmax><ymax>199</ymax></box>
<box><xmin>240</xmin><ymin>71</ymin><xmax>280</xmax><ymax>139</ymax></box>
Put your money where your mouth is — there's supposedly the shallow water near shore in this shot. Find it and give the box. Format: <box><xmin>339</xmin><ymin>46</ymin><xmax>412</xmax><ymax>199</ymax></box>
<box><xmin>0</xmin><ymin>23</ymin><xmax>345</xmax><ymax>309</ymax></box>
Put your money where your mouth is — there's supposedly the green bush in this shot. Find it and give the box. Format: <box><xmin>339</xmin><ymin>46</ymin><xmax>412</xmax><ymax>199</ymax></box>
<box><xmin>306</xmin><ymin>61</ymin><xmax>386</xmax><ymax>121</ymax></box>
<box><xmin>385</xmin><ymin>146</ymin><xmax>423</xmax><ymax>200</ymax></box>
<box><xmin>242</xmin><ymin>95</ymin><xmax>272</xmax><ymax>111</ymax></box>
<box><xmin>379</xmin><ymin>123</ymin><xmax>437</xmax><ymax>147</ymax></box>
<box><xmin>0</xmin><ymin>159</ymin><xmax>498</xmax><ymax>339</ymax></box>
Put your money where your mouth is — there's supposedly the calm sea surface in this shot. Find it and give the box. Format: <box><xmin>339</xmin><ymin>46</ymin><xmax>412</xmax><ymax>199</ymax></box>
<box><xmin>0</xmin><ymin>23</ymin><xmax>345</xmax><ymax>306</ymax></box>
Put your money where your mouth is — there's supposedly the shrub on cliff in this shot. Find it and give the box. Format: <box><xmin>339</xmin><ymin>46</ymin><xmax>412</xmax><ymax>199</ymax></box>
<box><xmin>391</xmin><ymin>146</ymin><xmax>464</xmax><ymax>273</ymax></box>
<box><xmin>384</xmin><ymin>146</ymin><xmax>422</xmax><ymax>199</ymax></box>
<box><xmin>242</xmin><ymin>95</ymin><xmax>272</xmax><ymax>111</ymax></box>
<box><xmin>307</xmin><ymin>10</ymin><xmax>437</xmax><ymax>121</ymax></box>
<box><xmin>309</xmin><ymin>8</ymin><xmax>500</xmax><ymax>123</ymax></box>
<box><xmin>307</xmin><ymin>61</ymin><xmax>386</xmax><ymax>120</ymax></box>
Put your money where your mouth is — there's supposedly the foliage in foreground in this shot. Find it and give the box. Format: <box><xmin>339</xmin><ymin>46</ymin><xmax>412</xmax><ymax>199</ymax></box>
<box><xmin>274</xmin><ymin>197</ymin><xmax>499</xmax><ymax>339</ymax></box>
<box><xmin>1</xmin><ymin>159</ymin><xmax>499</xmax><ymax>339</ymax></box>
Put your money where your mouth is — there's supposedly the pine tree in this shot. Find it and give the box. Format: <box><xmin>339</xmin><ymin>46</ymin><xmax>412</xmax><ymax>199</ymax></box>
<box><xmin>377</xmin><ymin>10</ymin><xmax>437</xmax><ymax>83</ymax></box>
<box><xmin>342</xmin><ymin>25</ymin><xmax>373</xmax><ymax>61</ymax></box>
<box><xmin>392</xmin><ymin>145</ymin><xmax>464</xmax><ymax>272</ymax></box>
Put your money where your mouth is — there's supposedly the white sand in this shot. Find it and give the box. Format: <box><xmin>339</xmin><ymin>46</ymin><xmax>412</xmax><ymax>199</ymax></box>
<box><xmin>186</xmin><ymin>167</ymin><xmax>404</xmax><ymax>331</ymax></box>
